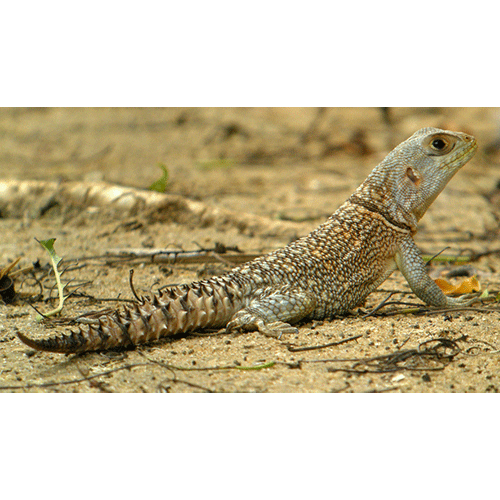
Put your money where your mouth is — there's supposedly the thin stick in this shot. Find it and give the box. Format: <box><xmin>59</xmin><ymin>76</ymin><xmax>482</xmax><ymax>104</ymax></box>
<box><xmin>128</xmin><ymin>269</ymin><xmax>142</xmax><ymax>302</ymax></box>
<box><xmin>362</xmin><ymin>292</ymin><xmax>396</xmax><ymax>318</ymax></box>
<box><xmin>423</xmin><ymin>247</ymin><xmax>450</xmax><ymax>266</ymax></box>
<box><xmin>287</xmin><ymin>334</ymin><xmax>362</xmax><ymax>352</ymax></box>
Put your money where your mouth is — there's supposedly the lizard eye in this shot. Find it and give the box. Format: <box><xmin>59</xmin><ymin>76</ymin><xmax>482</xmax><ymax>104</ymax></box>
<box><xmin>432</xmin><ymin>138</ymin><xmax>446</xmax><ymax>150</ymax></box>
<box><xmin>424</xmin><ymin>134</ymin><xmax>456</xmax><ymax>155</ymax></box>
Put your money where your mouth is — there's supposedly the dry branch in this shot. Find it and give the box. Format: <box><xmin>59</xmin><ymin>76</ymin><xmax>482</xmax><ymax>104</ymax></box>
<box><xmin>0</xmin><ymin>179</ymin><xmax>303</xmax><ymax>237</ymax></box>
<box><xmin>103</xmin><ymin>248</ymin><xmax>263</xmax><ymax>265</ymax></box>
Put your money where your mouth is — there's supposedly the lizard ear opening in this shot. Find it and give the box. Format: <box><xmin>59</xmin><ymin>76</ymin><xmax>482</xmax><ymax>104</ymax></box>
<box><xmin>406</xmin><ymin>167</ymin><xmax>420</xmax><ymax>186</ymax></box>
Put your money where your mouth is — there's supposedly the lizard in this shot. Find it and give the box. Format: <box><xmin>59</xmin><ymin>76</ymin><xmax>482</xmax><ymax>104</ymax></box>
<box><xmin>17</xmin><ymin>127</ymin><xmax>478</xmax><ymax>354</ymax></box>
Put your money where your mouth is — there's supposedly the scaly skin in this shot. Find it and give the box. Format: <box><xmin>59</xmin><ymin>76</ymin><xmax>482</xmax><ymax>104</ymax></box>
<box><xmin>17</xmin><ymin>127</ymin><xmax>478</xmax><ymax>353</ymax></box>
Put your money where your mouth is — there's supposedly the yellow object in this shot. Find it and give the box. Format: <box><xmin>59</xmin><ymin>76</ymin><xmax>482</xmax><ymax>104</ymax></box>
<box><xmin>434</xmin><ymin>276</ymin><xmax>481</xmax><ymax>295</ymax></box>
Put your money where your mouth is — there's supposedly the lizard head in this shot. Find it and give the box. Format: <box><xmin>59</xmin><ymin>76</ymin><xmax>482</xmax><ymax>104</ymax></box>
<box><xmin>354</xmin><ymin>127</ymin><xmax>477</xmax><ymax>231</ymax></box>
<box><xmin>395</xmin><ymin>127</ymin><xmax>477</xmax><ymax>224</ymax></box>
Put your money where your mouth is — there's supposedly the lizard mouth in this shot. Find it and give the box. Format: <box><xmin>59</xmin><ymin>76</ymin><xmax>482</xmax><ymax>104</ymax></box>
<box><xmin>443</xmin><ymin>137</ymin><xmax>477</xmax><ymax>170</ymax></box>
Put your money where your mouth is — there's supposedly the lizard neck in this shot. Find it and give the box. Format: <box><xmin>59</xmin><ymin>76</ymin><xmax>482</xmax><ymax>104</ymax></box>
<box><xmin>349</xmin><ymin>177</ymin><xmax>418</xmax><ymax>233</ymax></box>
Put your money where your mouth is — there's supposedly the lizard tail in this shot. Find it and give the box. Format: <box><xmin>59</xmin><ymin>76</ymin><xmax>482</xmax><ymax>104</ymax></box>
<box><xmin>17</xmin><ymin>278</ymin><xmax>243</xmax><ymax>353</ymax></box>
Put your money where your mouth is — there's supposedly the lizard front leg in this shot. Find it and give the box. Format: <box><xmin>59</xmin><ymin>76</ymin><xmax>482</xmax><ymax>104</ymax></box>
<box><xmin>395</xmin><ymin>237</ymin><xmax>478</xmax><ymax>308</ymax></box>
<box><xmin>226</xmin><ymin>286</ymin><xmax>316</xmax><ymax>338</ymax></box>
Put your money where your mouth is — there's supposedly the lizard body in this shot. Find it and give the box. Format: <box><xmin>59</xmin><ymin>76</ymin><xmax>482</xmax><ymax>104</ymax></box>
<box><xmin>17</xmin><ymin>127</ymin><xmax>478</xmax><ymax>353</ymax></box>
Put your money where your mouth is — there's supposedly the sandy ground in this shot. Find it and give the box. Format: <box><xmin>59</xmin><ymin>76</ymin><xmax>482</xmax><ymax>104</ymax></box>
<box><xmin>1</xmin><ymin>107</ymin><xmax>500</xmax><ymax>392</ymax></box>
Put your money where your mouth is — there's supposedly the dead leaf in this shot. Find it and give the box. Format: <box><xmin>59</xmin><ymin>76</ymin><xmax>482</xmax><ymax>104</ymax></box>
<box><xmin>434</xmin><ymin>276</ymin><xmax>481</xmax><ymax>295</ymax></box>
<box><xmin>0</xmin><ymin>257</ymin><xmax>21</xmax><ymax>280</ymax></box>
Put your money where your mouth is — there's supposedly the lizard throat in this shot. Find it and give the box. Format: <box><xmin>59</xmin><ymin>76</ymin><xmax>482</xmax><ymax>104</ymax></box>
<box><xmin>348</xmin><ymin>195</ymin><xmax>414</xmax><ymax>232</ymax></box>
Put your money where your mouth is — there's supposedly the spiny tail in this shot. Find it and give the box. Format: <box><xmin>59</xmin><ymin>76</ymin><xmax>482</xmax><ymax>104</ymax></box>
<box><xmin>17</xmin><ymin>277</ymin><xmax>244</xmax><ymax>354</ymax></box>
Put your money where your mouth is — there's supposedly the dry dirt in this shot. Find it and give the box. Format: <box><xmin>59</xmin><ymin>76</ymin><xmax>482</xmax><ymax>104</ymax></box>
<box><xmin>1</xmin><ymin>107</ymin><xmax>500</xmax><ymax>393</ymax></box>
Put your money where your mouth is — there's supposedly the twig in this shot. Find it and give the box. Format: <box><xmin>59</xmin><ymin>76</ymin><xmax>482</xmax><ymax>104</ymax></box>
<box><xmin>414</xmin><ymin>305</ymin><xmax>499</xmax><ymax>315</ymax></box>
<box><xmin>368</xmin><ymin>304</ymin><xmax>500</xmax><ymax>317</ymax></box>
<box><xmin>297</xmin><ymin>338</ymin><xmax>462</xmax><ymax>373</ymax></box>
<box><xmin>103</xmin><ymin>248</ymin><xmax>263</xmax><ymax>265</ymax></box>
<box><xmin>424</xmin><ymin>247</ymin><xmax>451</xmax><ymax>266</ymax></box>
<box><xmin>0</xmin><ymin>362</ymin><xmax>152</xmax><ymax>391</ymax></box>
<box><xmin>8</xmin><ymin>265</ymin><xmax>35</xmax><ymax>278</ymax></box>
<box><xmin>0</xmin><ymin>257</ymin><xmax>22</xmax><ymax>279</ymax></box>
<box><xmin>128</xmin><ymin>269</ymin><xmax>142</xmax><ymax>302</ymax></box>
<box><xmin>0</xmin><ymin>355</ymin><xmax>218</xmax><ymax>393</ymax></box>
<box><xmin>362</xmin><ymin>292</ymin><xmax>397</xmax><ymax>318</ymax></box>
<box><xmin>0</xmin><ymin>357</ymin><xmax>252</xmax><ymax>392</ymax></box>
<box><xmin>286</xmin><ymin>334</ymin><xmax>362</xmax><ymax>352</ymax></box>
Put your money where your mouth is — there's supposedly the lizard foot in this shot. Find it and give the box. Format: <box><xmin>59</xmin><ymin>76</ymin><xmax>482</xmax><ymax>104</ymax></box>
<box><xmin>256</xmin><ymin>320</ymin><xmax>299</xmax><ymax>339</ymax></box>
<box><xmin>226</xmin><ymin>312</ymin><xmax>298</xmax><ymax>339</ymax></box>
<box><xmin>445</xmin><ymin>294</ymin><xmax>481</xmax><ymax>307</ymax></box>
<box><xmin>226</xmin><ymin>289</ymin><xmax>313</xmax><ymax>338</ymax></box>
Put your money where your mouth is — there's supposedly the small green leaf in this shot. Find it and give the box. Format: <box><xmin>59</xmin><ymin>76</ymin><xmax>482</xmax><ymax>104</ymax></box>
<box><xmin>479</xmin><ymin>289</ymin><xmax>489</xmax><ymax>300</ymax></box>
<box><xmin>37</xmin><ymin>238</ymin><xmax>62</xmax><ymax>266</ymax></box>
<box><xmin>149</xmin><ymin>163</ymin><xmax>169</xmax><ymax>192</ymax></box>
<box><xmin>35</xmin><ymin>237</ymin><xmax>67</xmax><ymax>321</ymax></box>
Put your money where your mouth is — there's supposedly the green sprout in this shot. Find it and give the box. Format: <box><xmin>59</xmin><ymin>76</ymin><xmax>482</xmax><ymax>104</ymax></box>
<box><xmin>35</xmin><ymin>238</ymin><xmax>68</xmax><ymax>321</ymax></box>
<box><xmin>149</xmin><ymin>163</ymin><xmax>169</xmax><ymax>193</ymax></box>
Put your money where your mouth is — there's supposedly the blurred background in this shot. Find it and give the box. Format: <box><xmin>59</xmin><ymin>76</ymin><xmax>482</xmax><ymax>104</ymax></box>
<box><xmin>0</xmin><ymin>107</ymin><xmax>499</xmax><ymax>224</ymax></box>
<box><xmin>0</xmin><ymin>108</ymin><xmax>497</xmax><ymax>179</ymax></box>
